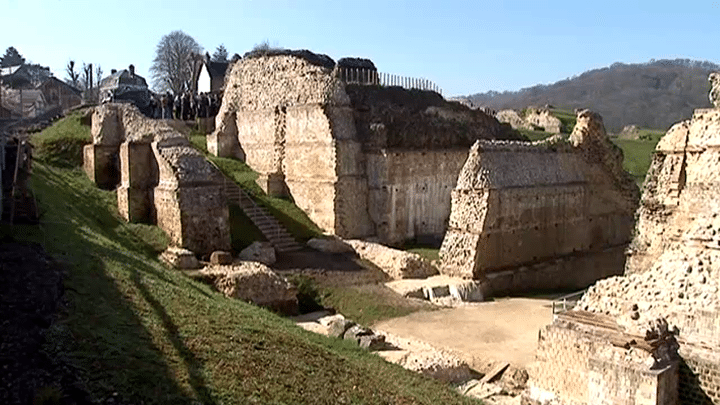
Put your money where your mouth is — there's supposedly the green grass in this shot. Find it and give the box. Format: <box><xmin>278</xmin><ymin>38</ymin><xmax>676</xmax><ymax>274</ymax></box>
<box><xmin>549</xmin><ymin>108</ymin><xmax>577</xmax><ymax>134</ymax></box>
<box><xmin>407</xmin><ymin>248</ymin><xmax>440</xmax><ymax>262</ymax></box>
<box><xmin>33</xmin><ymin>111</ymin><xmax>92</xmax><ymax>167</ymax></box>
<box><xmin>189</xmin><ymin>134</ymin><xmax>323</xmax><ymax>243</ymax></box>
<box><xmin>613</xmin><ymin>138</ymin><xmax>661</xmax><ymax>185</ymax></box>
<box><xmin>321</xmin><ymin>285</ymin><xmax>435</xmax><ymax>326</ymax></box>
<box><xmin>7</xmin><ymin>120</ymin><xmax>480</xmax><ymax>404</ymax></box>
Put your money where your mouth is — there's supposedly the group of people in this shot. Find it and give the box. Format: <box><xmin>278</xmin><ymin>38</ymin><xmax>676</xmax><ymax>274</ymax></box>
<box><xmin>151</xmin><ymin>92</ymin><xmax>222</xmax><ymax>121</ymax></box>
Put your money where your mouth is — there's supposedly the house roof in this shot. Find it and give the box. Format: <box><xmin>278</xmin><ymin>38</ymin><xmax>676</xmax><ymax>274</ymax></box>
<box><xmin>38</xmin><ymin>77</ymin><xmax>81</xmax><ymax>94</ymax></box>
<box><xmin>99</xmin><ymin>69</ymin><xmax>148</xmax><ymax>91</ymax></box>
<box><xmin>205</xmin><ymin>60</ymin><xmax>229</xmax><ymax>79</ymax></box>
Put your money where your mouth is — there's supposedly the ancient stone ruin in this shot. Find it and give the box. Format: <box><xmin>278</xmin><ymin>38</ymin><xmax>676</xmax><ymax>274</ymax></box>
<box><xmin>525</xmin><ymin>94</ymin><xmax>720</xmax><ymax>404</ymax></box>
<box><xmin>496</xmin><ymin>107</ymin><xmax>563</xmax><ymax>133</ymax></box>
<box><xmin>84</xmin><ymin>103</ymin><xmax>230</xmax><ymax>255</ymax></box>
<box><xmin>439</xmin><ymin>110</ymin><xmax>639</xmax><ymax>295</ymax></box>
<box><xmin>209</xmin><ymin>49</ymin><xmax>522</xmax><ymax>245</ymax></box>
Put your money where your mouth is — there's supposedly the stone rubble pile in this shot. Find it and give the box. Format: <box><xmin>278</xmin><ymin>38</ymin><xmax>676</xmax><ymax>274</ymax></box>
<box><xmin>199</xmin><ymin>262</ymin><xmax>298</xmax><ymax>315</ymax></box>
<box><xmin>347</xmin><ymin>240</ymin><xmax>438</xmax><ymax>280</ymax></box>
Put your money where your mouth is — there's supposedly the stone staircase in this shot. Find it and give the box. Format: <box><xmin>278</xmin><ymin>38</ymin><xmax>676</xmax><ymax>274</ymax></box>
<box><xmin>215</xmin><ymin>169</ymin><xmax>302</xmax><ymax>253</ymax></box>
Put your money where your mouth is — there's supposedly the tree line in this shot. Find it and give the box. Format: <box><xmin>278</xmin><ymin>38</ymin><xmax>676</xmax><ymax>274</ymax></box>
<box><xmin>466</xmin><ymin>59</ymin><xmax>720</xmax><ymax>132</ymax></box>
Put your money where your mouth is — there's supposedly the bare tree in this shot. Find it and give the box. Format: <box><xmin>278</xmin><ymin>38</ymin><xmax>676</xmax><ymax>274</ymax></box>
<box><xmin>150</xmin><ymin>30</ymin><xmax>202</xmax><ymax>95</ymax></box>
<box><xmin>95</xmin><ymin>65</ymin><xmax>104</xmax><ymax>87</ymax></box>
<box><xmin>66</xmin><ymin>60</ymin><xmax>80</xmax><ymax>88</ymax></box>
<box><xmin>81</xmin><ymin>62</ymin><xmax>93</xmax><ymax>91</ymax></box>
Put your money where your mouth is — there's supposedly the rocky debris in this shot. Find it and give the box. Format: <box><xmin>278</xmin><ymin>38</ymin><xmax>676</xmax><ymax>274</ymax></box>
<box><xmin>347</xmin><ymin>240</ymin><xmax>437</xmax><ymax>280</ymax></box>
<box><xmin>385</xmin><ymin>275</ymin><xmax>486</xmax><ymax>305</ymax></box>
<box><xmin>709</xmin><ymin>72</ymin><xmax>720</xmax><ymax>107</ymax></box>
<box><xmin>524</xmin><ymin>107</ymin><xmax>562</xmax><ymax>133</ymax></box>
<box><xmin>160</xmin><ymin>247</ymin><xmax>200</xmax><ymax>269</ymax></box>
<box><xmin>618</xmin><ymin>124</ymin><xmax>640</xmax><ymax>139</ymax></box>
<box><xmin>199</xmin><ymin>262</ymin><xmax>298</xmax><ymax>315</ymax></box>
<box><xmin>210</xmin><ymin>250</ymin><xmax>233</xmax><ymax>265</ymax></box>
<box><xmin>238</xmin><ymin>242</ymin><xmax>276</xmax><ymax>265</ymax></box>
<box><xmin>306</xmin><ymin>236</ymin><xmax>355</xmax><ymax>254</ymax></box>
<box><xmin>458</xmin><ymin>380</ymin><xmax>504</xmax><ymax>400</ymax></box>
<box><xmin>495</xmin><ymin>110</ymin><xmax>527</xmax><ymax>130</ymax></box>
<box><xmin>375</xmin><ymin>331</ymin><xmax>474</xmax><ymax>383</ymax></box>
<box><xmin>358</xmin><ymin>334</ymin><xmax>386</xmax><ymax>350</ymax></box>
<box><xmin>327</xmin><ymin>317</ymin><xmax>356</xmax><ymax>338</ymax></box>
<box><xmin>343</xmin><ymin>324</ymin><xmax>372</xmax><ymax>340</ymax></box>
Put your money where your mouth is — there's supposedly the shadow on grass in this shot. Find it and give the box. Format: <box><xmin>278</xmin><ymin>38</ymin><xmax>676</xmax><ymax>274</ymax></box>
<box><xmin>26</xmin><ymin>164</ymin><xmax>218</xmax><ymax>405</ymax></box>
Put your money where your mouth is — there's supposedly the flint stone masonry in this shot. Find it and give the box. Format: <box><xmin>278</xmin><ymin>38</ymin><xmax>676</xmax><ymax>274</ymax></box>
<box><xmin>84</xmin><ymin>103</ymin><xmax>230</xmax><ymax>255</ymax></box>
<box><xmin>439</xmin><ymin>110</ymin><xmax>639</xmax><ymax>295</ymax></box>
<box><xmin>527</xmin><ymin>100</ymin><xmax>720</xmax><ymax>404</ymax></box>
<box><xmin>210</xmin><ymin>50</ymin><xmax>521</xmax><ymax>245</ymax></box>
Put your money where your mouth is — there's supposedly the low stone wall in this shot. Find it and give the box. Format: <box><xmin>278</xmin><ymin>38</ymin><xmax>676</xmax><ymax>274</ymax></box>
<box><xmin>84</xmin><ymin>103</ymin><xmax>230</xmax><ymax>255</ymax></box>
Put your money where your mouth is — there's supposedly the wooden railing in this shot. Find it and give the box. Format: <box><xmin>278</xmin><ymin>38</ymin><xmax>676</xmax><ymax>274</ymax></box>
<box><xmin>336</xmin><ymin>67</ymin><xmax>442</xmax><ymax>95</ymax></box>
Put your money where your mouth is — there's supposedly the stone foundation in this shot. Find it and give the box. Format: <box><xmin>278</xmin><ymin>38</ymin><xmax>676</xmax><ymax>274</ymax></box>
<box><xmin>84</xmin><ymin>103</ymin><xmax>230</xmax><ymax>255</ymax></box>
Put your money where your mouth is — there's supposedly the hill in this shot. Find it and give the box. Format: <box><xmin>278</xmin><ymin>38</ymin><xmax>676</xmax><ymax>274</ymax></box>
<box><xmin>466</xmin><ymin>59</ymin><xmax>720</xmax><ymax>132</ymax></box>
<box><xmin>0</xmin><ymin>113</ymin><xmax>479</xmax><ymax>405</ymax></box>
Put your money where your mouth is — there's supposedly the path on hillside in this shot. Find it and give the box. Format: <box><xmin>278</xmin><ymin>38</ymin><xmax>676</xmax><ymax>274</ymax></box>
<box><xmin>373</xmin><ymin>297</ymin><xmax>555</xmax><ymax>370</ymax></box>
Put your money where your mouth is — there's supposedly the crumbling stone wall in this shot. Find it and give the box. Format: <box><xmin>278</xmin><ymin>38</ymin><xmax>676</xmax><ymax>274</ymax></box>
<box><xmin>439</xmin><ymin>110</ymin><xmax>639</xmax><ymax>294</ymax></box>
<box><xmin>526</xmin><ymin>100</ymin><xmax>720</xmax><ymax>404</ymax></box>
<box><xmin>210</xmin><ymin>51</ymin><xmax>521</xmax><ymax>245</ymax></box>
<box><xmin>84</xmin><ymin>103</ymin><xmax>230</xmax><ymax>255</ymax></box>
<box><xmin>496</xmin><ymin>107</ymin><xmax>563</xmax><ymax>133</ymax></box>
<box><xmin>526</xmin><ymin>313</ymin><xmax>679</xmax><ymax>405</ymax></box>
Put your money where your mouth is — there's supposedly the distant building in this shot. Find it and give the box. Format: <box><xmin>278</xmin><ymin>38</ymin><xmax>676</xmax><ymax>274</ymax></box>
<box><xmin>99</xmin><ymin>65</ymin><xmax>153</xmax><ymax>116</ymax></box>
<box><xmin>38</xmin><ymin>77</ymin><xmax>81</xmax><ymax>111</ymax></box>
<box><xmin>194</xmin><ymin>54</ymin><xmax>230</xmax><ymax>94</ymax></box>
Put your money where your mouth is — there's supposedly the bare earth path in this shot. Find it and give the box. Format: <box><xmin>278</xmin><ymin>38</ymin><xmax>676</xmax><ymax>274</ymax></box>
<box><xmin>373</xmin><ymin>297</ymin><xmax>556</xmax><ymax>370</ymax></box>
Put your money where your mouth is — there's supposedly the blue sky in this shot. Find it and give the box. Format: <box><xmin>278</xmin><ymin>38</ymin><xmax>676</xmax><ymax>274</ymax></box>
<box><xmin>2</xmin><ymin>0</ymin><xmax>720</xmax><ymax>96</ymax></box>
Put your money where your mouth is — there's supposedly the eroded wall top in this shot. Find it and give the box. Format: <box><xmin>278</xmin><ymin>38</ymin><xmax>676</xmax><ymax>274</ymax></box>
<box><xmin>345</xmin><ymin>85</ymin><xmax>524</xmax><ymax>150</ymax></box>
<box><xmin>223</xmin><ymin>50</ymin><xmax>348</xmax><ymax>112</ymax></box>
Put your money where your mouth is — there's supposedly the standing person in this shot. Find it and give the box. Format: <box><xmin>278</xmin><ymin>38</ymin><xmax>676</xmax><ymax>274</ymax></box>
<box><xmin>173</xmin><ymin>94</ymin><xmax>181</xmax><ymax>120</ymax></box>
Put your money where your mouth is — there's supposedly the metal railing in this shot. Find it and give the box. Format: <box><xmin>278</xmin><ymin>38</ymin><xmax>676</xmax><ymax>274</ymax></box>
<box><xmin>336</xmin><ymin>67</ymin><xmax>442</xmax><ymax>94</ymax></box>
<box><xmin>551</xmin><ymin>289</ymin><xmax>587</xmax><ymax>318</ymax></box>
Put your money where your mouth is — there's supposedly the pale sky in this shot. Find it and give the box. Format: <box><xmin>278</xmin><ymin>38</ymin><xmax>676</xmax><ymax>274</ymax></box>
<box><xmin>2</xmin><ymin>0</ymin><xmax>720</xmax><ymax>96</ymax></box>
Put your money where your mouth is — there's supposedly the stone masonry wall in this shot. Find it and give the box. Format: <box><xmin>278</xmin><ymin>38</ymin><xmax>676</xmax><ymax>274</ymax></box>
<box><xmin>210</xmin><ymin>51</ymin><xmax>521</xmax><ymax>244</ymax></box>
<box><xmin>439</xmin><ymin>110</ymin><xmax>639</xmax><ymax>289</ymax></box>
<box><xmin>526</xmin><ymin>314</ymin><xmax>678</xmax><ymax>405</ymax></box>
<box><xmin>528</xmin><ymin>101</ymin><xmax>720</xmax><ymax>405</ymax></box>
<box><xmin>85</xmin><ymin>103</ymin><xmax>230</xmax><ymax>255</ymax></box>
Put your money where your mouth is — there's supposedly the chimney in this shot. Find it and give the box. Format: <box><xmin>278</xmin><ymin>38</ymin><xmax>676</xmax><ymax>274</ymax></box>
<box><xmin>128</xmin><ymin>64</ymin><xmax>135</xmax><ymax>76</ymax></box>
<box><xmin>111</xmin><ymin>69</ymin><xmax>117</xmax><ymax>74</ymax></box>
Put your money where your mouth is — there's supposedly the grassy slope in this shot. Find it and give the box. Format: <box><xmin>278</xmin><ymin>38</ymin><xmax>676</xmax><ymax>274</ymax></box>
<box><xmin>189</xmin><ymin>133</ymin><xmax>322</xmax><ymax>249</ymax></box>
<box><xmin>9</xmin><ymin>117</ymin><xmax>478</xmax><ymax>405</ymax></box>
